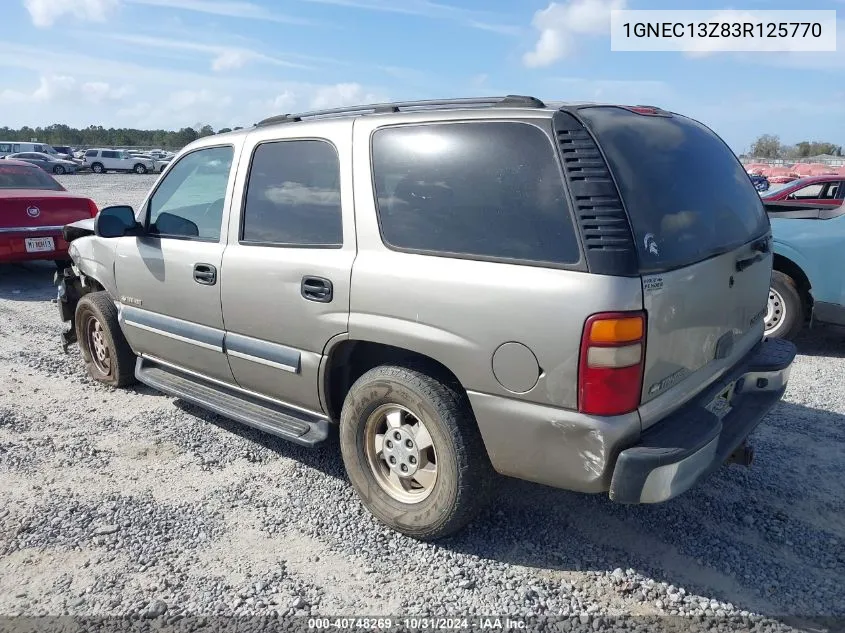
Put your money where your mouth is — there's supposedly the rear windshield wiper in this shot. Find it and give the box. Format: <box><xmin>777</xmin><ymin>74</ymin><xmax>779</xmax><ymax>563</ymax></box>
<box><xmin>735</xmin><ymin>236</ymin><xmax>770</xmax><ymax>272</ymax></box>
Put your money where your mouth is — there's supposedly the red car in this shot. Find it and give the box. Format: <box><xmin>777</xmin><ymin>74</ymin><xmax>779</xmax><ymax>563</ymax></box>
<box><xmin>0</xmin><ymin>159</ymin><xmax>98</xmax><ymax>266</ymax></box>
<box><xmin>761</xmin><ymin>174</ymin><xmax>844</xmax><ymax>205</ymax></box>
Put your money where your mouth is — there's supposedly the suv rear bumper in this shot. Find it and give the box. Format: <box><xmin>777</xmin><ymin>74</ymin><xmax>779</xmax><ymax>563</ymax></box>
<box><xmin>468</xmin><ymin>338</ymin><xmax>796</xmax><ymax>500</ymax></box>
<box><xmin>609</xmin><ymin>337</ymin><xmax>796</xmax><ymax>504</ymax></box>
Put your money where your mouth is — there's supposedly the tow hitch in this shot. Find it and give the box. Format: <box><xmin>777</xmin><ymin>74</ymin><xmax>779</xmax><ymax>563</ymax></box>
<box><xmin>727</xmin><ymin>441</ymin><xmax>755</xmax><ymax>467</ymax></box>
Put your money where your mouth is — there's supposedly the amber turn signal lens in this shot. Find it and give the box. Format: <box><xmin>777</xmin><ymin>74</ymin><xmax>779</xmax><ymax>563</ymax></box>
<box><xmin>589</xmin><ymin>317</ymin><xmax>644</xmax><ymax>344</ymax></box>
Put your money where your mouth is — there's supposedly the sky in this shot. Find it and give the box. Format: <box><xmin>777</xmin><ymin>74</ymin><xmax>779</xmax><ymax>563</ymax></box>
<box><xmin>0</xmin><ymin>0</ymin><xmax>842</xmax><ymax>152</ymax></box>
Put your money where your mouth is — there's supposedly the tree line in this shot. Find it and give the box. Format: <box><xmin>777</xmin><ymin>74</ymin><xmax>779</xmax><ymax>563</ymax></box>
<box><xmin>0</xmin><ymin>123</ymin><xmax>243</xmax><ymax>150</ymax></box>
<box><xmin>747</xmin><ymin>134</ymin><xmax>843</xmax><ymax>159</ymax></box>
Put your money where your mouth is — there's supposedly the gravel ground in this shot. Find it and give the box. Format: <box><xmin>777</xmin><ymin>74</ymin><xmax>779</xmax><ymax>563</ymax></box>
<box><xmin>0</xmin><ymin>174</ymin><xmax>843</xmax><ymax>632</ymax></box>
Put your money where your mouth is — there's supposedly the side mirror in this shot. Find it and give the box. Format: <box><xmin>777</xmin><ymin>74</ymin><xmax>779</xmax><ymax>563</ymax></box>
<box><xmin>94</xmin><ymin>205</ymin><xmax>143</xmax><ymax>238</ymax></box>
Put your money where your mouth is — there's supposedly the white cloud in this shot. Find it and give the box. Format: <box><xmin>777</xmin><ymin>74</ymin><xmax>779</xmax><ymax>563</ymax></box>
<box><xmin>308</xmin><ymin>83</ymin><xmax>385</xmax><ymax>110</ymax></box>
<box><xmin>0</xmin><ymin>74</ymin><xmax>134</xmax><ymax>107</ymax></box>
<box><xmin>125</xmin><ymin>0</ymin><xmax>316</xmax><ymax>25</ymax></box>
<box><xmin>24</xmin><ymin>0</ymin><xmax>118</xmax><ymax>27</ymax></box>
<box><xmin>0</xmin><ymin>42</ymin><xmax>389</xmax><ymax>130</ymax></box>
<box><xmin>211</xmin><ymin>49</ymin><xmax>250</xmax><ymax>71</ymax></box>
<box><xmin>292</xmin><ymin>0</ymin><xmax>517</xmax><ymax>34</ymax></box>
<box><xmin>551</xmin><ymin>77</ymin><xmax>673</xmax><ymax>104</ymax></box>
<box><xmin>81</xmin><ymin>81</ymin><xmax>134</xmax><ymax>103</ymax></box>
<box><xmin>524</xmin><ymin>0</ymin><xmax>626</xmax><ymax>68</ymax></box>
<box><xmin>32</xmin><ymin>75</ymin><xmax>77</xmax><ymax>101</ymax></box>
<box><xmin>99</xmin><ymin>33</ymin><xmax>313</xmax><ymax>71</ymax></box>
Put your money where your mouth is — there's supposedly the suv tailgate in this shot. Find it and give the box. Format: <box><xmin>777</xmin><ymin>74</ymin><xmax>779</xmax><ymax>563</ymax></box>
<box><xmin>578</xmin><ymin>106</ymin><xmax>772</xmax><ymax>423</ymax></box>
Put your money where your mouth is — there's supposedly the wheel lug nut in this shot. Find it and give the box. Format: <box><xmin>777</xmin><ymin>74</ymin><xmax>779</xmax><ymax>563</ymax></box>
<box><xmin>389</xmin><ymin>456</ymin><xmax>396</xmax><ymax>465</ymax></box>
<box><xmin>400</xmin><ymin>464</ymin><xmax>408</xmax><ymax>473</ymax></box>
<box><xmin>405</xmin><ymin>439</ymin><xmax>413</xmax><ymax>449</ymax></box>
<box><xmin>409</xmin><ymin>456</ymin><xmax>417</xmax><ymax>465</ymax></box>
<box><xmin>385</xmin><ymin>440</ymin><xmax>393</xmax><ymax>449</ymax></box>
<box><xmin>393</xmin><ymin>431</ymin><xmax>402</xmax><ymax>440</ymax></box>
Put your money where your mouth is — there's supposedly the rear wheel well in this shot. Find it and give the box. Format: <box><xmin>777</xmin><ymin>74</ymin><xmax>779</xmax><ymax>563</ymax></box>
<box><xmin>772</xmin><ymin>254</ymin><xmax>812</xmax><ymax>313</ymax></box>
<box><xmin>324</xmin><ymin>341</ymin><xmax>465</xmax><ymax>423</ymax></box>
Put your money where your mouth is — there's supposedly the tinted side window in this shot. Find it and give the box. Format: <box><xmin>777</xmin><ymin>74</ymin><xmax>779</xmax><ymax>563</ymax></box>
<box><xmin>241</xmin><ymin>140</ymin><xmax>342</xmax><ymax>246</ymax></box>
<box><xmin>85</xmin><ymin>150</ymin><xmax>98</xmax><ymax>157</ymax></box>
<box><xmin>0</xmin><ymin>144</ymin><xmax>10</xmax><ymax>153</ymax></box>
<box><xmin>371</xmin><ymin>122</ymin><xmax>579</xmax><ymax>265</ymax></box>
<box><xmin>148</xmin><ymin>146</ymin><xmax>234</xmax><ymax>241</ymax></box>
<box><xmin>102</xmin><ymin>150</ymin><xmax>118</xmax><ymax>159</ymax></box>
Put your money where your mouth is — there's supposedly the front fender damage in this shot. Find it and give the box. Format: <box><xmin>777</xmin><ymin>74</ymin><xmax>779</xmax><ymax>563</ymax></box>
<box><xmin>55</xmin><ymin>265</ymin><xmax>89</xmax><ymax>352</ymax></box>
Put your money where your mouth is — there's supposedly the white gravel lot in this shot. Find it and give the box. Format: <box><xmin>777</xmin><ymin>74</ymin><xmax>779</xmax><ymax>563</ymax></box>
<box><xmin>0</xmin><ymin>173</ymin><xmax>843</xmax><ymax>632</ymax></box>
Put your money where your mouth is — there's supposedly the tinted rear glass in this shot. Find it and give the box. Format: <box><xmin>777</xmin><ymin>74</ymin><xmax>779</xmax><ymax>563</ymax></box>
<box><xmin>0</xmin><ymin>164</ymin><xmax>63</xmax><ymax>190</ymax></box>
<box><xmin>579</xmin><ymin>107</ymin><xmax>769</xmax><ymax>271</ymax></box>
<box><xmin>371</xmin><ymin>122</ymin><xmax>580</xmax><ymax>265</ymax></box>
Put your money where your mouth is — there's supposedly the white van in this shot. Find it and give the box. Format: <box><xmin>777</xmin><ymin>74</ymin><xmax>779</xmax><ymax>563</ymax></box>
<box><xmin>0</xmin><ymin>141</ymin><xmax>59</xmax><ymax>157</ymax></box>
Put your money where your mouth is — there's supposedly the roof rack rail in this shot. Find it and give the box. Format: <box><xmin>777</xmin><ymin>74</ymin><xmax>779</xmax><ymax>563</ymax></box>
<box><xmin>256</xmin><ymin>94</ymin><xmax>546</xmax><ymax>127</ymax></box>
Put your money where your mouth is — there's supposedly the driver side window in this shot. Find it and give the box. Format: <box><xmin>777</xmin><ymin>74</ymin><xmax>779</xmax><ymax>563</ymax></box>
<box><xmin>789</xmin><ymin>183</ymin><xmax>823</xmax><ymax>200</ymax></box>
<box><xmin>147</xmin><ymin>145</ymin><xmax>234</xmax><ymax>241</ymax></box>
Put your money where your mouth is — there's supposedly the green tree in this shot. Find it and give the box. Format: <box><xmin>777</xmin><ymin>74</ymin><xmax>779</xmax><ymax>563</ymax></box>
<box><xmin>750</xmin><ymin>134</ymin><xmax>783</xmax><ymax>158</ymax></box>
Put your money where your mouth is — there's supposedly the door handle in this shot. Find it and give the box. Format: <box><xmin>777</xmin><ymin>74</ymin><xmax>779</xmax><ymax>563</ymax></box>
<box><xmin>301</xmin><ymin>276</ymin><xmax>333</xmax><ymax>303</ymax></box>
<box><xmin>193</xmin><ymin>263</ymin><xmax>217</xmax><ymax>285</ymax></box>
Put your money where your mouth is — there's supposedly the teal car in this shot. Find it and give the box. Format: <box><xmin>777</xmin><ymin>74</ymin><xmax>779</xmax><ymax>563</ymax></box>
<box><xmin>765</xmin><ymin>200</ymin><xmax>845</xmax><ymax>339</ymax></box>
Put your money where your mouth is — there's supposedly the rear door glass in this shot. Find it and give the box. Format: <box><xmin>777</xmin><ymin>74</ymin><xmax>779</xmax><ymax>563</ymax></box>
<box><xmin>579</xmin><ymin>107</ymin><xmax>769</xmax><ymax>272</ymax></box>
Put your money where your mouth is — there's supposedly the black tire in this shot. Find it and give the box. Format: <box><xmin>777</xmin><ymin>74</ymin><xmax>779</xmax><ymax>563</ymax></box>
<box><xmin>339</xmin><ymin>364</ymin><xmax>494</xmax><ymax>540</ymax></box>
<box><xmin>75</xmin><ymin>291</ymin><xmax>137</xmax><ymax>387</ymax></box>
<box><xmin>91</xmin><ymin>162</ymin><xmax>105</xmax><ymax>174</ymax></box>
<box><xmin>53</xmin><ymin>165</ymin><xmax>65</xmax><ymax>175</ymax></box>
<box><xmin>766</xmin><ymin>270</ymin><xmax>804</xmax><ymax>340</ymax></box>
<box><xmin>134</xmin><ymin>163</ymin><xmax>147</xmax><ymax>174</ymax></box>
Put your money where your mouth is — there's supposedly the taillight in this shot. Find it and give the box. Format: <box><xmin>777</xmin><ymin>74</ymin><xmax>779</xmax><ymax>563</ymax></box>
<box><xmin>87</xmin><ymin>198</ymin><xmax>99</xmax><ymax>217</ymax></box>
<box><xmin>578</xmin><ymin>311</ymin><xmax>646</xmax><ymax>416</ymax></box>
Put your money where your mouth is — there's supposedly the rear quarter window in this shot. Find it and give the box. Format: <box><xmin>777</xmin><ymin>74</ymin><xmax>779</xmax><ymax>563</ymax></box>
<box><xmin>371</xmin><ymin>121</ymin><xmax>580</xmax><ymax>266</ymax></box>
<box><xmin>579</xmin><ymin>107</ymin><xmax>769</xmax><ymax>272</ymax></box>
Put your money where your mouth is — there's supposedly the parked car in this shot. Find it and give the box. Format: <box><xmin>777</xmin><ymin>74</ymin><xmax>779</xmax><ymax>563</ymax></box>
<box><xmin>0</xmin><ymin>159</ymin><xmax>98</xmax><ymax>266</ymax></box>
<box><xmin>50</xmin><ymin>145</ymin><xmax>77</xmax><ymax>161</ymax></box>
<box><xmin>763</xmin><ymin>199</ymin><xmax>845</xmax><ymax>339</ymax></box>
<box><xmin>55</xmin><ymin>96</ymin><xmax>795</xmax><ymax>539</ymax></box>
<box><xmin>750</xmin><ymin>174</ymin><xmax>770</xmax><ymax>192</ymax></box>
<box><xmin>0</xmin><ymin>141</ymin><xmax>60</xmax><ymax>158</ymax></box>
<box><xmin>83</xmin><ymin>149</ymin><xmax>156</xmax><ymax>174</ymax></box>
<box><xmin>4</xmin><ymin>152</ymin><xmax>79</xmax><ymax>175</ymax></box>
<box><xmin>761</xmin><ymin>175</ymin><xmax>844</xmax><ymax>206</ymax></box>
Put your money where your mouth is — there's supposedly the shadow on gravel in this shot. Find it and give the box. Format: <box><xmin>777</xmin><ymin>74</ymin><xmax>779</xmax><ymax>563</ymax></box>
<box><xmin>172</xmin><ymin>399</ymin><xmax>346</xmax><ymax>481</ymax></box>
<box><xmin>792</xmin><ymin>328</ymin><xmax>845</xmax><ymax>358</ymax></box>
<box><xmin>0</xmin><ymin>262</ymin><xmax>57</xmax><ymax>302</ymax></box>
<box><xmin>441</xmin><ymin>400</ymin><xmax>845</xmax><ymax>622</ymax></box>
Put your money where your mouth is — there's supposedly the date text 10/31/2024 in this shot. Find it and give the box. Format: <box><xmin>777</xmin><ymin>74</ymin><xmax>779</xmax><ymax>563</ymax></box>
<box><xmin>307</xmin><ymin>617</ymin><xmax>527</xmax><ymax>630</ymax></box>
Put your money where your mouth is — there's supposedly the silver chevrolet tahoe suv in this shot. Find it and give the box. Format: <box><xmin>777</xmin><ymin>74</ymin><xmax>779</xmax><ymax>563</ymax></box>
<box><xmin>56</xmin><ymin>96</ymin><xmax>796</xmax><ymax>539</ymax></box>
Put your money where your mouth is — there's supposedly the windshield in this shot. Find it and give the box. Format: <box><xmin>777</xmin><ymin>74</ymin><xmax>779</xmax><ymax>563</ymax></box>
<box><xmin>0</xmin><ymin>164</ymin><xmax>64</xmax><ymax>190</ymax></box>
<box><xmin>579</xmin><ymin>106</ymin><xmax>769</xmax><ymax>272</ymax></box>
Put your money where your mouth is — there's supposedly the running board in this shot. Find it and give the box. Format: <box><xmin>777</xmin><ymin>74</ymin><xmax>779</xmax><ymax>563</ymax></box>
<box><xmin>135</xmin><ymin>357</ymin><xmax>330</xmax><ymax>446</ymax></box>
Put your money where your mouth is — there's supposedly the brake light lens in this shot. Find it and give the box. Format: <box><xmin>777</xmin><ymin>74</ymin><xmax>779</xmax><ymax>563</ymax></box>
<box><xmin>87</xmin><ymin>198</ymin><xmax>99</xmax><ymax>218</ymax></box>
<box><xmin>623</xmin><ymin>105</ymin><xmax>671</xmax><ymax>117</ymax></box>
<box><xmin>578</xmin><ymin>311</ymin><xmax>646</xmax><ymax>416</ymax></box>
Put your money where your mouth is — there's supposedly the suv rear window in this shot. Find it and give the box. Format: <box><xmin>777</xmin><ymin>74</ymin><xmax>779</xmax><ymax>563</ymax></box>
<box><xmin>579</xmin><ymin>107</ymin><xmax>769</xmax><ymax>272</ymax></box>
<box><xmin>371</xmin><ymin>122</ymin><xmax>580</xmax><ymax>265</ymax></box>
